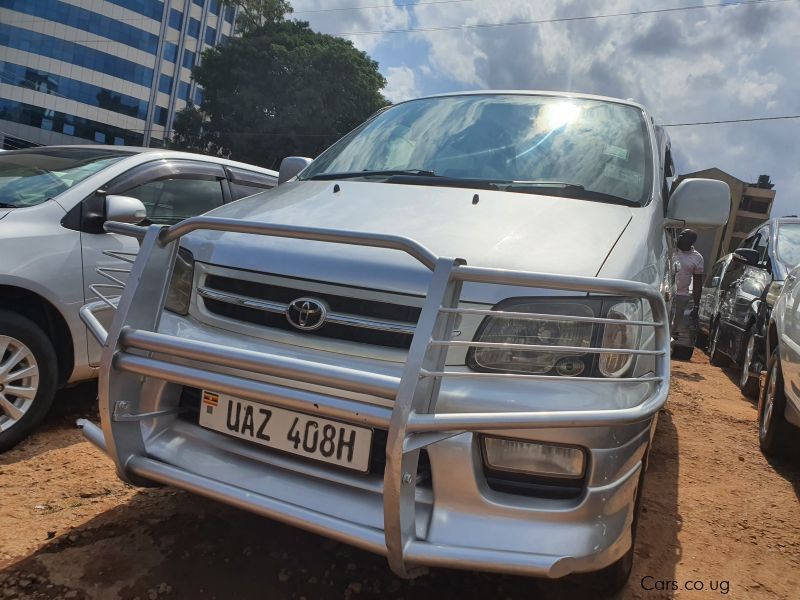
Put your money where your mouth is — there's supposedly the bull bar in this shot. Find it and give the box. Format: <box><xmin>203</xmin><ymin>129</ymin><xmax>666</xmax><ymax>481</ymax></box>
<box><xmin>79</xmin><ymin>216</ymin><xmax>670</xmax><ymax>579</ymax></box>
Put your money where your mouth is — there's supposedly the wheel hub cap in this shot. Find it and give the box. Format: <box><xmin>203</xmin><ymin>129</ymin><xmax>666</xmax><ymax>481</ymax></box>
<box><xmin>0</xmin><ymin>335</ymin><xmax>40</xmax><ymax>432</ymax></box>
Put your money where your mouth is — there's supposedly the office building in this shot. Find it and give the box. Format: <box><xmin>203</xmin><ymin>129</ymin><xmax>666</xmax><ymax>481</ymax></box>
<box><xmin>0</xmin><ymin>0</ymin><xmax>237</xmax><ymax>149</ymax></box>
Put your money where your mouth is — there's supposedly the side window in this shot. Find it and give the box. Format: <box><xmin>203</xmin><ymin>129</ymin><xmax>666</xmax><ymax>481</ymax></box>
<box><xmin>227</xmin><ymin>167</ymin><xmax>276</xmax><ymax>200</ymax></box>
<box><xmin>123</xmin><ymin>177</ymin><xmax>225</xmax><ymax>224</ymax></box>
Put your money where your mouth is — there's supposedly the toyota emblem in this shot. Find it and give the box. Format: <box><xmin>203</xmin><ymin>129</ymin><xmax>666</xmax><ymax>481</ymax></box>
<box><xmin>285</xmin><ymin>297</ymin><xmax>328</xmax><ymax>331</ymax></box>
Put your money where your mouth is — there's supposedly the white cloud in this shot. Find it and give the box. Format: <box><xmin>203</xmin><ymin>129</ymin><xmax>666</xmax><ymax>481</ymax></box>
<box><xmin>383</xmin><ymin>66</ymin><xmax>419</xmax><ymax>102</ymax></box>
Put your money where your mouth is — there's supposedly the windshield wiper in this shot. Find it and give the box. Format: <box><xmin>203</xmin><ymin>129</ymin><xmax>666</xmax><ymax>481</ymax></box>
<box><xmin>0</xmin><ymin>202</ymin><xmax>17</xmax><ymax>208</ymax></box>
<box><xmin>502</xmin><ymin>181</ymin><xmax>639</xmax><ymax>206</ymax></box>
<box><xmin>308</xmin><ymin>169</ymin><xmax>438</xmax><ymax>181</ymax></box>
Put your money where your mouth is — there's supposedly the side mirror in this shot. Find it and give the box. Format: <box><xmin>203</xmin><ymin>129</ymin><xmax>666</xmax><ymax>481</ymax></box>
<box><xmin>732</xmin><ymin>248</ymin><xmax>759</xmax><ymax>267</ymax></box>
<box><xmin>278</xmin><ymin>156</ymin><xmax>312</xmax><ymax>185</ymax></box>
<box><xmin>667</xmin><ymin>178</ymin><xmax>730</xmax><ymax>228</ymax></box>
<box><xmin>105</xmin><ymin>195</ymin><xmax>146</xmax><ymax>224</ymax></box>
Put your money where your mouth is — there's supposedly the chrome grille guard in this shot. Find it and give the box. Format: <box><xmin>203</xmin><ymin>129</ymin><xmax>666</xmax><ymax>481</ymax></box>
<box><xmin>79</xmin><ymin>216</ymin><xmax>670</xmax><ymax>578</ymax></box>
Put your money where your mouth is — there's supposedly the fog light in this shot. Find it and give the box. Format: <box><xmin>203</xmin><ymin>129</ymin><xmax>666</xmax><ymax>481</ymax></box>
<box><xmin>482</xmin><ymin>437</ymin><xmax>585</xmax><ymax>478</ymax></box>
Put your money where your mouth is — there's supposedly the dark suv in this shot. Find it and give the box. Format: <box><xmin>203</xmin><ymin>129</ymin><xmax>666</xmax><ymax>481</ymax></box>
<box><xmin>705</xmin><ymin>217</ymin><xmax>800</xmax><ymax>396</ymax></box>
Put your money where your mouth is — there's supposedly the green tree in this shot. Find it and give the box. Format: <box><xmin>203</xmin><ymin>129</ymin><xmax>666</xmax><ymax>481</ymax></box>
<box><xmin>169</xmin><ymin>103</ymin><xmax>214</xmax><ymax>155</ymax></box>
<box><xmin>170</xmin><ymin>17</ymin><xmax>388</xmax><ymax>169</ymax></box>
<box><xmin>221</xmin><ymin>0</ymin><xmax>293</xmax><ymax>33</ymax></box>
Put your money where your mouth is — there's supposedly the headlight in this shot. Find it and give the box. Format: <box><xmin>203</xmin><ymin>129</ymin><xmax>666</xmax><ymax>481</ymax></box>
<box><xmin>598</xmin><ymin>300</ymin><xmax>642</xmax><ymax>378</ymax></box>
<box><xmin>766</xmin><ymin>280</ymin><xmax>784</xmax><ymax>306</ymax></box>
<box><xmin>164</xmin><ymin>248</ymin><xmax>194</xmax><ymax>315</ymax></box>
<box><xmin>467</xmin><ymin>299</ymin><xmax>595</xmax><ymax>375</ymax></box>
<box><xmin>482</xmin><ymin>436</ymin><xmax>585</xmax><ymax>478</ymax></box>
<box><xmin>466</xmin><ymin>297</ymin><xmax>644</xmax><ymax>377</ymax></box>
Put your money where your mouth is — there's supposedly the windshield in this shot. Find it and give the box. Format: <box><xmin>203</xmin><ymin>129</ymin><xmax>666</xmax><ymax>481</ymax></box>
<box><xmin>301</xmin><ymin>94</ymin><xmax>653</xmax><ymax>205</ymax></box>
<box><xmin>0</xmin><ymin>148</ymin><xmax>131</xmax><ymax>207</ymax></box>
<box><xmin>777</xmin><ymin>223</ymin><xmax>800</xmax><ymax>267</ymax></box>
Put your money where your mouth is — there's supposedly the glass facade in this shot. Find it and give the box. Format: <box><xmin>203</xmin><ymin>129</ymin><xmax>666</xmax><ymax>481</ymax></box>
<box><xmin>0</xmin><ymin>24</ymin><xmax>153</xmax><ymax>87</ymax></box>
<box><xmin>164</xmin><ymin>41</ymin><xmax>179</xmax><ymax>63</ymax></box>
<box><xmin>159</xmin><ymin>74</ymin><xmax>174</xmax><ymax>95</ymax></box>
<box><xmin>0</xmin><ymin>60</ymin><xmax>149</xmax><ymax>119</ymax></box>
<box><xmin>1</xmin><ymin>0</ymin><xmax>159</xmax><ymax>55</ymax></box>
<box><xmin>188</xmin><ymin>17</ymin><xmax>201</xmax><ymax>39</ymax></box>
<box><xmin>169</xmin><ymin>9</ymin><xmax>183</xmax><ymax>31</ymax></box>
<box><xmin>0</xmin><ymin>0</ymin><xmax>237</xmax><ymax>149</ymax></box>
<box><xmin>0</xmin><ymin>98</ymin><xmax>144</xmax><ymax>145</ymax></box>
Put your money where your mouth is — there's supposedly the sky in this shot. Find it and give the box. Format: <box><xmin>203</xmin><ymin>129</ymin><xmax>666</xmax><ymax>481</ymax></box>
<box><xmin>290</xmin><ymin>0</ymin><xmax>798</xmax><ymax>216</ymax></box>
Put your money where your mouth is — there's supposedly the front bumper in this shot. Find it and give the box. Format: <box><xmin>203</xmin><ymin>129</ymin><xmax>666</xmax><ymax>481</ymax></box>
<box><xmin>79</xmin><ymin>414</ymin><xmax>646</xmax><ymax>578</ymax></box>
<box><xmin>80</xmin><ymin>217</ymin><xmax>670</xmax><ymax>579</ymax></box>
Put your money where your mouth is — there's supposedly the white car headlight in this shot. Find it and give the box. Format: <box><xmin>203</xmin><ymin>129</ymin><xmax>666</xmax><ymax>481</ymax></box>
<box><xmin>164</xmin><ymin>248</ymin><xmax>194</xmax><ymax>315</ymax></box>
<box><xmin>598</xmin><ymin>300</ymin><xmax>643</xmax><ymax>378</ymax></box>
<box><xmin>467</xmin><ymin>297</ymin><xmax>645</xmax><ymax>378</ymax></box>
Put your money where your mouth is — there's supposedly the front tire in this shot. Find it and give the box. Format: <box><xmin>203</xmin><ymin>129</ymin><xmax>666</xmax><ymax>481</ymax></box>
<box><xmin>738</xmin><ymin>329</ymin><xmax>759</xmax><ymax>398</ymax></box>
<box><xmin>758</xmin><ymin>354</ymin><xmax>796</xmax><ymax>458</ymax></box>
<box><xmin>0</xmin><ymin>310</ymin><xmax>58</xmax><ymax>452</ymax></box>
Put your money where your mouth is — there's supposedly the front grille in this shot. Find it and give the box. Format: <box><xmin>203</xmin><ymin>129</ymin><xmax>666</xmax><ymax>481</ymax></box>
<box><xmin>178</xmin><ymin>387</ymin><xmax>430</xmax><ymax>482</ymax></box>
<box><xmin>201</xmin><ymin>274</ymin><xmax>420</xmax><ymax>349</ymax></box>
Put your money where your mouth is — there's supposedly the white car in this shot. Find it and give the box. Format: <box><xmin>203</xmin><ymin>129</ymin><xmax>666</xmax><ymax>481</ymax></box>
<box><xmin>0</xmin><ymin>146</ymin><xmax>277</xmax><ymax>450</ymax></box>
<box><xmin>80</xmin><ymin>92</ymin><xmax>729</xmax><ymax>590</ymax></box>
<box><xmin>759</xmin><ymin>262</ymin><xmax>800</xmax><ymax>459</ymax></box>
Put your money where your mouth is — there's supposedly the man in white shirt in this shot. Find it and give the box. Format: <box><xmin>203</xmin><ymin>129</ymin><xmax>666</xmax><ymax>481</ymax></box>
<box><xmin>672</xmin><ymin>229</ymin><xmax>704</xmax><ymax>333</ymax></box>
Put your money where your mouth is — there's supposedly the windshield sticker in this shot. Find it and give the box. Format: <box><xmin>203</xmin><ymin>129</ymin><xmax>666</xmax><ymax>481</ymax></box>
<box><xmin>603</xmin><ymin>163</ymin><xmax>642</xmax><ymax>186</ymax></box>
<box><xmin>604</xmin><ymin>145</ymin><xmax>630</xmax><ymax>160</ymax></box>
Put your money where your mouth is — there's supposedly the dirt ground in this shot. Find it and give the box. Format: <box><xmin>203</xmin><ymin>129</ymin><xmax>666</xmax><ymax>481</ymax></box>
<box><xmin>1</xmin><ymin>353</ymin><xmax>799</xmax><ymax>600</ymax></box>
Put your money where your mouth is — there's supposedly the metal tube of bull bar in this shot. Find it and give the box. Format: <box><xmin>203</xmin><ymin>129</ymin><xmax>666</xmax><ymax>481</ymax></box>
<box><xmin>383</xmin><ymin>257</ymin><xmax>465</xmax><ymax>578</ymax></box>
<box><xmin>99</xmin><ymin>224</ymin><xmax>179</xmax><ymax>485</ymax></box>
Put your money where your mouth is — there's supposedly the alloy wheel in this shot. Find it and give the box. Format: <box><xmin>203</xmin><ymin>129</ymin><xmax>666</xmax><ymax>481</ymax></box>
<box><xmin>761</xmin><ymin>362</ymin><xmax>777</xmax><ymax>440</ymax></box>
<box><xmin>740</xmin><ymin>333</ymin><xmax>755</xmax><ymax>389</ymax></box>
<box><xmin>0</xmin><ymin>335</ymin><xmax>40</xmax><ymax>432</ymax></box>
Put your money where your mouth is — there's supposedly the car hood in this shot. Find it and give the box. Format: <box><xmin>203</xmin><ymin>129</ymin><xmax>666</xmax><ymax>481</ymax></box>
<box><xmin>186</xmin><ymin>181</ymin><xmax>632</xmax><ymax>300</ymax></box>
<box><xmin>0</xmin><ymin>208</ymin><xmax>11</xmax><ymax>221</ymax></box>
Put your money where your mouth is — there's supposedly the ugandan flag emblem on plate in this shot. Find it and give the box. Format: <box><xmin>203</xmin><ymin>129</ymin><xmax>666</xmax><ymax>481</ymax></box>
<box><xmin>202</xmin><ymin>390</ymin><xmax>220</xmax><ymax>414</ymax></box>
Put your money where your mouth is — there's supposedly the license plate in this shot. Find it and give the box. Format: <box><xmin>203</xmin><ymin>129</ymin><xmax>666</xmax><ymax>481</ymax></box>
<box><xmin>198</xmin><ymin>391</ymin><xmax>373</xmax><ymax>472</ymax></box>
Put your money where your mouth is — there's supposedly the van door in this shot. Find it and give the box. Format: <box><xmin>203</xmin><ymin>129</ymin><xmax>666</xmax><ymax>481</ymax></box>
<box><xmin>781</xmin><ymin>271</ymin><xmax>800</xmax><ymax>410</ymax></box>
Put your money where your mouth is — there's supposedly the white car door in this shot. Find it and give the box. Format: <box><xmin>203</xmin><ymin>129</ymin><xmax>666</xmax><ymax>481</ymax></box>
<box><xmin>780</xmin><ymin>268</ymin><xmax>800</xmax><ymax>410</ymax></box>
<box><xmin>80</xmin><ymin>159</ymin><xmax>228</xmax><ymax>365</ymax></box>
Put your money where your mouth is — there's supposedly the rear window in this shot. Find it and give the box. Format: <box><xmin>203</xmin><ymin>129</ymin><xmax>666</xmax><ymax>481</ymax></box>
<box><xmin>0</xmin><ymin>148</ymin><xmax>131</xmax><ymax>207</ymax></box>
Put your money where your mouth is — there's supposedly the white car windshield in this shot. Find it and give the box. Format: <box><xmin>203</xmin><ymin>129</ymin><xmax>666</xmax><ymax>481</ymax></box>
<box><xmin>301</xmin><ymin>94</ymin><xmax>653</xmax><ymax>205</ymax></box>
<box><xmin>0</xmin><ymin>148</ymin><xmax>131</xmax><ymax>208</ymax></box>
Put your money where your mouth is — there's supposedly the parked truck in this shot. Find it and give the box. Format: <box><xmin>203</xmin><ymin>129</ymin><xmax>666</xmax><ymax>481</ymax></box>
<box><xmin>79</xmin><ymin>92</ymin><xmax>729</xmax><ymax>590</ymax></box>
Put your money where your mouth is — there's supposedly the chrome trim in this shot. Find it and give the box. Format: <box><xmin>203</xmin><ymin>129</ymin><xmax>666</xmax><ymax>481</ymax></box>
<box><xmin>198</xmin><ymin>286</ymin><xmax>417</xmax><ymax>335</ymax></box>
<box><xmin>439</xmin><ymin>307</ymin><xmax>662</xmax><ymax>327</ymax></box>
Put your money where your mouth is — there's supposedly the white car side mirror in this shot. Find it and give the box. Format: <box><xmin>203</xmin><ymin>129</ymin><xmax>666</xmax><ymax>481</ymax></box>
<box><xmin>105</xmin><ymin>195</ymin><xmax>147</xmax><ymax>224</ymax></box>
<box><xmin>667</xmin><ymin>178</ymin><xmax>730</xmax><ymax>228</ymax></box>
<box><xmin>278</xmin><ymin>156</ymin><xmax>313</xmax><ymax>185</ymax></box>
